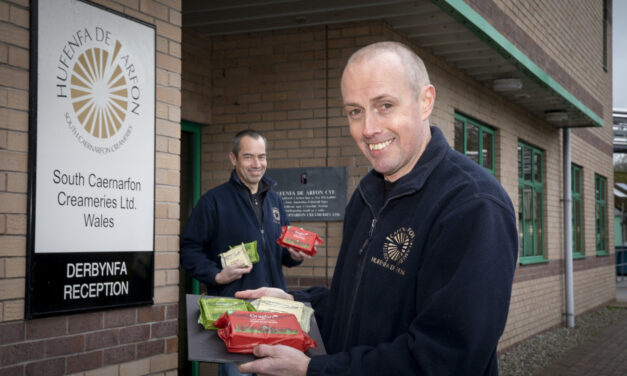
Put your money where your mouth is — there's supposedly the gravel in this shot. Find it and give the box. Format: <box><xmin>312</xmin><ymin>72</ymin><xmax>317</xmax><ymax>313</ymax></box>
<box><xmin>498</xmin><ymin>305</ymin><xmax>627</xmax><ymax>376</ymax></box>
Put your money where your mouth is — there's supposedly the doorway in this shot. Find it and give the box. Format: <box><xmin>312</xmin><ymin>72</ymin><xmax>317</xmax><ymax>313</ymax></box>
<box><xmin>179</xmin><ymin>120</ymin><xmax>201</xmax><ymax>376</ymax></box>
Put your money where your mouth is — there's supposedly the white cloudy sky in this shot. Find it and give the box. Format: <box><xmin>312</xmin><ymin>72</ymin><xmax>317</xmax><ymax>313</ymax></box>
<box><xmin>614</xmin><ymin>0</ymin><xmax>627</xmax><ymax>110</ymax></box>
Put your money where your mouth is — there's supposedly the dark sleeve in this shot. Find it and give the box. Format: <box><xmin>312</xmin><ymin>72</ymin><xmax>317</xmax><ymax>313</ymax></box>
<box><xmin>292</xmin><ymin>286</ymin><xmax>330</xmax><ymax>334</ymax></box>
<box><xmin>307</xmin><ymin>196</ymin><xmax>518</xmax><ymax>375</ymax></box>
<box><xmin>291</xmin><ymin>286</ymin><xmax>329</xmax><ymax>307</ymax></box>
<box><xmin>278</xmin><ymin>195</ymin><xmax>302</xmax><ymax>268</ymax></box>
<box><xmin>179</xmin><ymin>196</ymin><xmax>222</xmax><ymax>286</ymax></box>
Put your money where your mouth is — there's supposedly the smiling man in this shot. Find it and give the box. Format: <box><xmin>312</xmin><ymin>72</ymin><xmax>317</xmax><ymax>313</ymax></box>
<box><xmin>180</xmin><ymin>129</ymin><xmax>308</xmax><ymax>376</ymax></box>
<box><xmin>237</xmin><ymin>42</ymin><xmax>518</xmax><ymax>376</ymax></box>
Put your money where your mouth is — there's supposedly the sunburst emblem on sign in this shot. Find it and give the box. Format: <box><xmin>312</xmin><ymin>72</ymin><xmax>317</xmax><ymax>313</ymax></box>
<box><xmin>383</xmin><ymin>227</ymin><xmax>415</xmax><ymax>264</ymax></box>
<box><xmin>70</xmin><ymin>41</ymin><xmax>129</xmax><ymax>139</ymax></box>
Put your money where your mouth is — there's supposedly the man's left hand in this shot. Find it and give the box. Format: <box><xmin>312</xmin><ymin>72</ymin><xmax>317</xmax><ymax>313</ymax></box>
<box><xmin>238</xmin><ymin>344</ymin><xmax>310</xmax><ymax>376</ymax></box>
<box><xmin>288</xmin><ymin>247</ymin><xmax>311</xmax><ymax>262</ymax></box>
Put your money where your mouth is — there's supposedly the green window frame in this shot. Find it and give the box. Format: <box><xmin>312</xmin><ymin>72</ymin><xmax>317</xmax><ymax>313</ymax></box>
<box><xmin>571</xmin><ymin>164</ymin><xmax>583</xmax><ymax>258</ymax></box>
<box><xmin>180</xmin><ymin>120</ymin><xmax>202</xmax><ymax>376</ymax></box>
<box><xmin>454</xmin><ymin>113</ymin><xmax>495</xmax><ymax>175</ymax></box>
<box><xmin>595</xmin><ymin>174</ymin><xmax>608</xmax><ymax>255</ymax></box>
<box><xmin>518</xmin><ymin>141</ymin><xmax>545</xmax><ymax>264</ymax></box>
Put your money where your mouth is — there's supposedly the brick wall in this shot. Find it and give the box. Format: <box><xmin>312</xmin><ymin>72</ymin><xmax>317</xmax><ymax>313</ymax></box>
<box><xmin>181</xmin><ymin>30</ymin><xmax>211</xmax><ymax>125</ymax></box>
<box><xmin>485</xmin><ymin>0</ymin><xmax>609</xmax><ymax>105</ymax></box>
<box><xmin>467</xmin><ymin>1</ymin><xmax>615</xmax><ymax>209</ymax></box>
<box><xmin>0</xmin><ymin>0</ymin><xmax>182</xmax><ymax>374</ymax></box>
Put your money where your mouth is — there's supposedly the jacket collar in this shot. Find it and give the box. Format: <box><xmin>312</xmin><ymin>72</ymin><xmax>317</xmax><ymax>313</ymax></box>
<box><xmin>359</xmin><ymin>126</ymin><xmax>448</xmax><ymax>212</ymax></box>
<box><xmin>230</xmin><ymin>170</ymin><xmax>276</xmax><ymax>195</ymax></box>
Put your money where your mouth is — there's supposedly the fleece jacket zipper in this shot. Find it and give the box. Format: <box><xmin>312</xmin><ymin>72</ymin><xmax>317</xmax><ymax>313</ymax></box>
<box><xmin>340</xmin><ymin>186</ymin><xmax>415</xmax><ymax>350</ymax></box>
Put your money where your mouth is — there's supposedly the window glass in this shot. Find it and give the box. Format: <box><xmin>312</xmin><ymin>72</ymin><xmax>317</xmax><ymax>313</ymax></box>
<box><xmin>518</xmin><ymin>141</ymin><xmax>544</xmax><ymax>262</ymax></box>
<box><xmin>454</xmin><ymin>119</ymin><xmax>464</xmax><ymax>153</ymax></box>
<box><xmin>482</xmin><ymin>132</ymin><xmax>493</xmax><ymax>169</ymax></box>
<box><xmin>523</xmin><ymin>148</ymin><xmax>532</xmax><ymax>182</ymax></box>
<box><xmin>454</xmin><ymin>113</ymin><xmax>495</xmax><ymax>174</ymax></box>
<box><xmin>466</xmin><ymin>123</ymin><xmax>479</xmax><ymax>164</ymax></box>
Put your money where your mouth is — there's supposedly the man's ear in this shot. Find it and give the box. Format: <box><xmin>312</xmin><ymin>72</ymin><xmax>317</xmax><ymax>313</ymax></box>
<box><xmin>229</xmin><ymin>152</ymin><xmax>237</xmax><ymax>167</ymax></box>
<box><xmin>420</xmin><ymin>85</ymin><xmax>436</xmax><ymax>121</ymax></box>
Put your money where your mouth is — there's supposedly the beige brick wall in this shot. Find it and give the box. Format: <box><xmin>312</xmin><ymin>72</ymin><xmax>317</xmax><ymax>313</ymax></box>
<box><xmin>491</xmin><ymin>0</ymin><xmax>609</xmax><ymax>105</ymax></box>
<box><xmin>181</xmin><ymin>30</ymin><xmax>211</xmax><ymax>125</ymax></box>
<box><xmin>0</xmin><ymin>0</ymin><xmax>182</xmax><ymax>374</ymax></box>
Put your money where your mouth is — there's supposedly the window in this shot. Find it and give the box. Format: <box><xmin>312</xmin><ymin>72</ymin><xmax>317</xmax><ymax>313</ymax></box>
<box><xmin>518</xmin><ymin>142</ymin><xmax>545</xmax><ymax>263</ymax></box>
<box><xmin>595</xmin><ymin>174</ymin><xmax>608</xmax><ymax>255</ymax></box>
<box><xmin>572</xmin><ymin>164</ymin><xmax>583</xmax><ymax>258</ymax></box>
<box><xmin>454</xmin><ymin>113</ymin><xmax>495</xmax><ymax>174</ymax></box>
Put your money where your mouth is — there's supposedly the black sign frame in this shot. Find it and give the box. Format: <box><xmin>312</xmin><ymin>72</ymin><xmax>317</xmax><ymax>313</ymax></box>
<box><xmin>25</xmin><ymin>0</ymin><xmax>156</xmax><ymax>319</ymax></box>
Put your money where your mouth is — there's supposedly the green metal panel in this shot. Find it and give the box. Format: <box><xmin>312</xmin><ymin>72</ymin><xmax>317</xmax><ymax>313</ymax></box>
<box><xmin>615</xmin><ymin>215</ymin><xmax>623</xmax><ymax>246</ymax></box>
<box><xmin>180</xmin><ymin>121</ymin><xmax>202</xmax><ymax>376</ymax></box>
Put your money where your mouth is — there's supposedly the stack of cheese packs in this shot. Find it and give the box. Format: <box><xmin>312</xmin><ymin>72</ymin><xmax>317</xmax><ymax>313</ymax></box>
<box><xmin>198</xmin><ymin>295</ymin><xmax>316</xmax><ymax>354</ymax></box>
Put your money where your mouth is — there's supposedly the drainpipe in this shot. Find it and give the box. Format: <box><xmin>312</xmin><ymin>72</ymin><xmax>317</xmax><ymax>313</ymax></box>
<box><xmin>563</xmin><ymin>128</ymin><xmax>575</xmax><ymax>327</ymax></box>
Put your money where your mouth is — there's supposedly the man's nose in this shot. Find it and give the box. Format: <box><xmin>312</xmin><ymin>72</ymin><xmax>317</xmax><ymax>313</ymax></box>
<box><xmin>363</xmin><ymin>110</ymin><xmax>381</xmax><ymax>138</ymax></box>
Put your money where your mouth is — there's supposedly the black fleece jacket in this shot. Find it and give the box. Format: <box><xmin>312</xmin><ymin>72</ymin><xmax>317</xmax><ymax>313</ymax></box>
<box><xmin>294</xmin><ymin>127</ymin><xmax>518</xmax><ymax>375</ymax></box>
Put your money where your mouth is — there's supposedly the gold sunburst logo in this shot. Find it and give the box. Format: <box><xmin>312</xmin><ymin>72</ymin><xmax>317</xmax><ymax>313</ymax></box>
<box><xmin>383</xmin><ymin>227</ymin><xmax>415</xmax><ymax>265</ymax></box>
<box><xmin>70</xmin><ymin>41</ymin><xmax>128</xmax><ymax>139</ymax></box>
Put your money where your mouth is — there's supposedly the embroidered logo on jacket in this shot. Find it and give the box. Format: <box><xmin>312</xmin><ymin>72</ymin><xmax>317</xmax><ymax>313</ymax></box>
<box><xmin>383</xmin><ymin>227</ymin><xmax>415</xmax><ymax>264</ymax></box>
<box><xmin>272</xmin><ymin>207</ymin><xmax>281</xmax><ymax>223</ymax></box>
<box><xmin>370</xmin><ymin>227</ymin><xmax>414</xmax><ymax>276</ymax></box>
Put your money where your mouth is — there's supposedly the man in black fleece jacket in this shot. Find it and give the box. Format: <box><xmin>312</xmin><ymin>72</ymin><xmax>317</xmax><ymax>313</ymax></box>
<box><xmin>237</xmin><ymin>41</ymin><xmax>518</xmax><ymax>376</ymax></box>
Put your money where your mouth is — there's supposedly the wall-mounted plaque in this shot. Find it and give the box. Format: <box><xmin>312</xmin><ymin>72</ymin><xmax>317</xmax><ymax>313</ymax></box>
<box><xmin>266</xmin><ymin>167</ymin><xmax>347</xmax><ymax>222</ymax></box>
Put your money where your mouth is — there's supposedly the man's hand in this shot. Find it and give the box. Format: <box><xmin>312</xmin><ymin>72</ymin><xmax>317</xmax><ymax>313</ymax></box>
<box><xmin>235</xmin><ymin>287</ymin><xmax>293</xmax><ymax>300</ymax></box>
<box><xmin>214</xmin><ymin>264</ymin><xmax>252</xmax><ymax>285</ymax></box>
<box><xmin>238</xmin><ymin>344</ymin><xmax>310</xmax><ymax>376</ymax></box>
<box><xmin>287</xmin><ymin>247</ymin><xmax>312</xmax><ymax>262</ymax></box>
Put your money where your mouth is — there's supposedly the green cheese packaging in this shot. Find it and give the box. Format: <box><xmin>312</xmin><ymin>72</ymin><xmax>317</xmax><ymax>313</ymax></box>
<box><xmin>223</xmin><ymin>241</ymin><xmax>259</xmax><ymax>265</ymax></box>
<box><xmin>197</xmin><ymin>296</ymin><xmax>256</xmax><ymax>330</ymax></box>
<box><xmin>232</xmin><ymin>240</ymin><xmax>259</xmax><ymax>264</ymax></box>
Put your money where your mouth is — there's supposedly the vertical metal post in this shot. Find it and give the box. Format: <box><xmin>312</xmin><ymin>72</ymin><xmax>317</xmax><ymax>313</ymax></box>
<box><xmin>563</xmin><ymin>128</ymin><xmax>575</xmax><ymax>327</ymax></box>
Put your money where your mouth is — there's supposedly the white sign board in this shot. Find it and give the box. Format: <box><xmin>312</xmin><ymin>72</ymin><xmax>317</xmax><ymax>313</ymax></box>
<box><xmin>34</xmin><ymin>0</ymin><xmax>155</xmax><ymax>253</ymax></box>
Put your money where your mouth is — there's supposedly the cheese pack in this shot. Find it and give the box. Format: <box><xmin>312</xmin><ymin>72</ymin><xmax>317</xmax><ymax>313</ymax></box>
<box><xmin>276</xmin><ymin>226</ymin><xmax>323</xmax><ymax>256</ymax></box>
<box><xmin>197</xmin><ymin>296</ymin><xmax>255</xmax><ymax>330</ymax></box>
<box><xmin>213</xmin><ymin>311</ymin><xmax>317</xmax><ymax>354</ymax></box>
<box><xmin>252</xmin><ymin>296</ymin><xmax>314</xmax><ymax>332</ymax></box>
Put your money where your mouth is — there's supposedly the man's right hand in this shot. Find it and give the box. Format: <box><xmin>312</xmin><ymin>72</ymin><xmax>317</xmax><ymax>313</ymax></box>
<box><xmin>235</xmin><ymin>287</ymin><xmax>293</xmax><ymax>300</ymax></box>
<box><xmin>214</xmin><ymin>264</ymin><xmax>253</xmax><ymax>285</ymax></box>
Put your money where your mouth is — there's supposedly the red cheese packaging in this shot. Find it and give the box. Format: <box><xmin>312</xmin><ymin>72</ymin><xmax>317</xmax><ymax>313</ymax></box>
<box><xmin>213</xmin><ymin>311</ymin><xmax>317</xmax><ymax>354</ymax></box>
<box><xmin>276</xmin><ymin>226</ymin><xmax>323</xmax><ymax>256</ymax></box>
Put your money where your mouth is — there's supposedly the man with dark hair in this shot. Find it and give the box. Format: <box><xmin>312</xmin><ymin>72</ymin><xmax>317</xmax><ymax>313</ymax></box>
<box><xmin>180</xmin><ymin>129</ymin><xmax>307</xmax><ymax>375</ymax></box>
<box><xmin>237</xmin><ymin>41</ymin><xmax>518</xmax><ymax>375</ymax></box>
